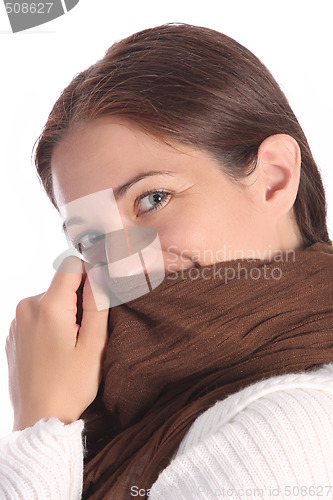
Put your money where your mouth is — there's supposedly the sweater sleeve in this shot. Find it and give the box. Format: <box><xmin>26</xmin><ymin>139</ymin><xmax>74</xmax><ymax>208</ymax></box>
<box><xmin>0</xmin><ymin>418</ymin><xmax>84</xmax><ymax>500</ymax></box>
<box><xmin>148</xmin><ymin>387</ymin><xmax>333</xmax><ymax>500</ymax></box>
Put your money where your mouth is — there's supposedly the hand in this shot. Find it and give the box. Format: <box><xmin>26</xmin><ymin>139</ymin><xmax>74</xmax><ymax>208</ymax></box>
<box><xmin>6</xmin><ymin>256</ymin><xmax>109</xmax><ymax>431</ymax></box>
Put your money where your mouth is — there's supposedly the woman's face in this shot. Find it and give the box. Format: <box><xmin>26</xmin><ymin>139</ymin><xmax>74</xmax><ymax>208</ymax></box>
<box><xmin>51</xmin><ymin>117</ymin><xmax>301</xmax><ymax>277</ymax></box>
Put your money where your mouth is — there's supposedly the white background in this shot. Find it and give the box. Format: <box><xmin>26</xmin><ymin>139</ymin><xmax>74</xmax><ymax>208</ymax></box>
<box><xmin>0</xmin><ymin>0</ymin><xmax>332</xmax><ymax>436</ymax></box>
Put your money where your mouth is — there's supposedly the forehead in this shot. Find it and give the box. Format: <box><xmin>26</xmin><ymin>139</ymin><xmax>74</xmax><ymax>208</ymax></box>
<box><xmin>51</xmin><ymin>117</ymin><xmax>194</xmax><ymax>207</ymax></box>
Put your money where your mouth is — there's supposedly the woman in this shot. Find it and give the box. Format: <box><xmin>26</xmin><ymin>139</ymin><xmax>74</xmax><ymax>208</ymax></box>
<box><xmin>2</xmin><ymin>22</ymin><xmax>333</xmax><ymax>499</ymax></box>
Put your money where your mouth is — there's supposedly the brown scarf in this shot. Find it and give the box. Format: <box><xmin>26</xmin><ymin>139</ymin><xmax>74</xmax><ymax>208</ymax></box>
<box><xmin>80</xmin><ymin>242</ymin><xmax>333</xmax><ymax>499</ymax></box>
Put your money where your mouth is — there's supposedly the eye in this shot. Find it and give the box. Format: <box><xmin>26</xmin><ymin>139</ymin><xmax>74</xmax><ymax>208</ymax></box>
<box><xmin>73</xmin><ymin>232</ymin><xmax>105</xmax><ymax>254</ymax></box>
<box><xmin>136</xmin><ymin>189</ymin><xmax>172</xmax><ymax>216</ymax></box>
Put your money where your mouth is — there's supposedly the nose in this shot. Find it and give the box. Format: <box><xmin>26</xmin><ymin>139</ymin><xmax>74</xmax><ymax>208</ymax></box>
<box><xmin>104</xmin><ymin>227</ymin><xmax>137</xmax><ymax>278</ymax></box>
<box><xmin>104</xmin><ymin>226</ymin><xmax>164</xmax><ymax>278</ymax></box>
<box><xmin>104</xmin><ymin>227</ymin><xmax>131</xmax><ymax>266</ymax></box>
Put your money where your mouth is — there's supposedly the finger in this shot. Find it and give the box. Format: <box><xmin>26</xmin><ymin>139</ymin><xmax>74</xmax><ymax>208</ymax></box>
<box><xmin>6</xmin><ymin>318</ymin><xmax>17</xmax><ymax>360</ymax></box>
<box><xmin>5</xmin><ymin>324</ymin><xmax>14</xmax><ymax>356</ymax></box>
<box><xmin>9</xmin><ymin>318</ymin><xmax>15</xmax><ymax>333</ymax></box>
<box><xmin>43</xmin><ymin>256</ymin><xmax>85</xmax><ymax>310</ymax></box>
<box><xmin>77</xmin><ymin>276</ymin><xmax>109</xmax><ymax>352</ymax></box>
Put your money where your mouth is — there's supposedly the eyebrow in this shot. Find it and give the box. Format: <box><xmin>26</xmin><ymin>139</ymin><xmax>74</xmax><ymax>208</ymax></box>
<box><xmin>61</xmin><ymin>169</ymin><xmax>176</xmax><ymax>233</ymax></box>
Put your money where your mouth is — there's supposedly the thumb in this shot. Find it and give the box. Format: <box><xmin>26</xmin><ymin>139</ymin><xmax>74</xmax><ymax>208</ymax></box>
<box><xmin>45</xmin><ymin>255</ymin><xmax>85</xmax><ymax>308</ymax></box>
<box><xmin>76</xmin><ymin>276</ymin><xmax>109</xmax><ymax>354</ymax></box>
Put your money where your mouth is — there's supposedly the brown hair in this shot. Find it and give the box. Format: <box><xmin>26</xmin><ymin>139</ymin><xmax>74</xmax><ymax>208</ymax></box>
<box><xmin>33</xmin><ymin>22</ymin><xmax>331</xmax><ymax>247</ymax></box>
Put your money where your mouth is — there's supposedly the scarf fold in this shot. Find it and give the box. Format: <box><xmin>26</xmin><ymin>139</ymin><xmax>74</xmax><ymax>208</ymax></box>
<box><xmin>81</xmin><ymin>242</ymin><xmax>333</xmax><ymax>499</ymax></box>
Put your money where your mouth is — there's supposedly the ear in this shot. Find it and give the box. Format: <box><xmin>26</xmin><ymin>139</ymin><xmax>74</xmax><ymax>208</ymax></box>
<box><xmin>256</xmin><ymin>134</ymin><xmax>301</xmax><ymax>214</ymax></box>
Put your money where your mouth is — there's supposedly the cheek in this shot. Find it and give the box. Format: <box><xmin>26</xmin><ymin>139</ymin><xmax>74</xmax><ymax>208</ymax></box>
<box><xmin>155</xmin><ymin>200</ymin><xmax>228</xmax><ymax>253</ymax></box>
<box><xmin>157</xmin><ymin>217</ymin><xmax>218</xmax><ymax>264</ymax></box>
<box><xmin>158</xmin><ymin>224</ymin><xmax>194</xmax><ymax>253</ymax></box>
<box><xmin>151</xmin><ymin>191</ymin><xmax>263</xmax><ymax>262</ymax></box>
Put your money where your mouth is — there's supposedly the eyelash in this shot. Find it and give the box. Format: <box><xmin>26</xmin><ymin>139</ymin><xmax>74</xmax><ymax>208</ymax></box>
<box><xmin>135</xmin><ymin>188</ymin><xmax>172</xmax><ymax>216</ymax></box>
<box><xmin>68</xmin><ymin>237</ymin><xmax>82</xmax><ymax>254</ymax></box>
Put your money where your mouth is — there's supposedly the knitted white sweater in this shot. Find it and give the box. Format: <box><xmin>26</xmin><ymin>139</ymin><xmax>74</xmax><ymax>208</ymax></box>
<box><xmin>1</xmin><ymin>362</ymin><xmax>333</xmax><ymax>499</ymax></box>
